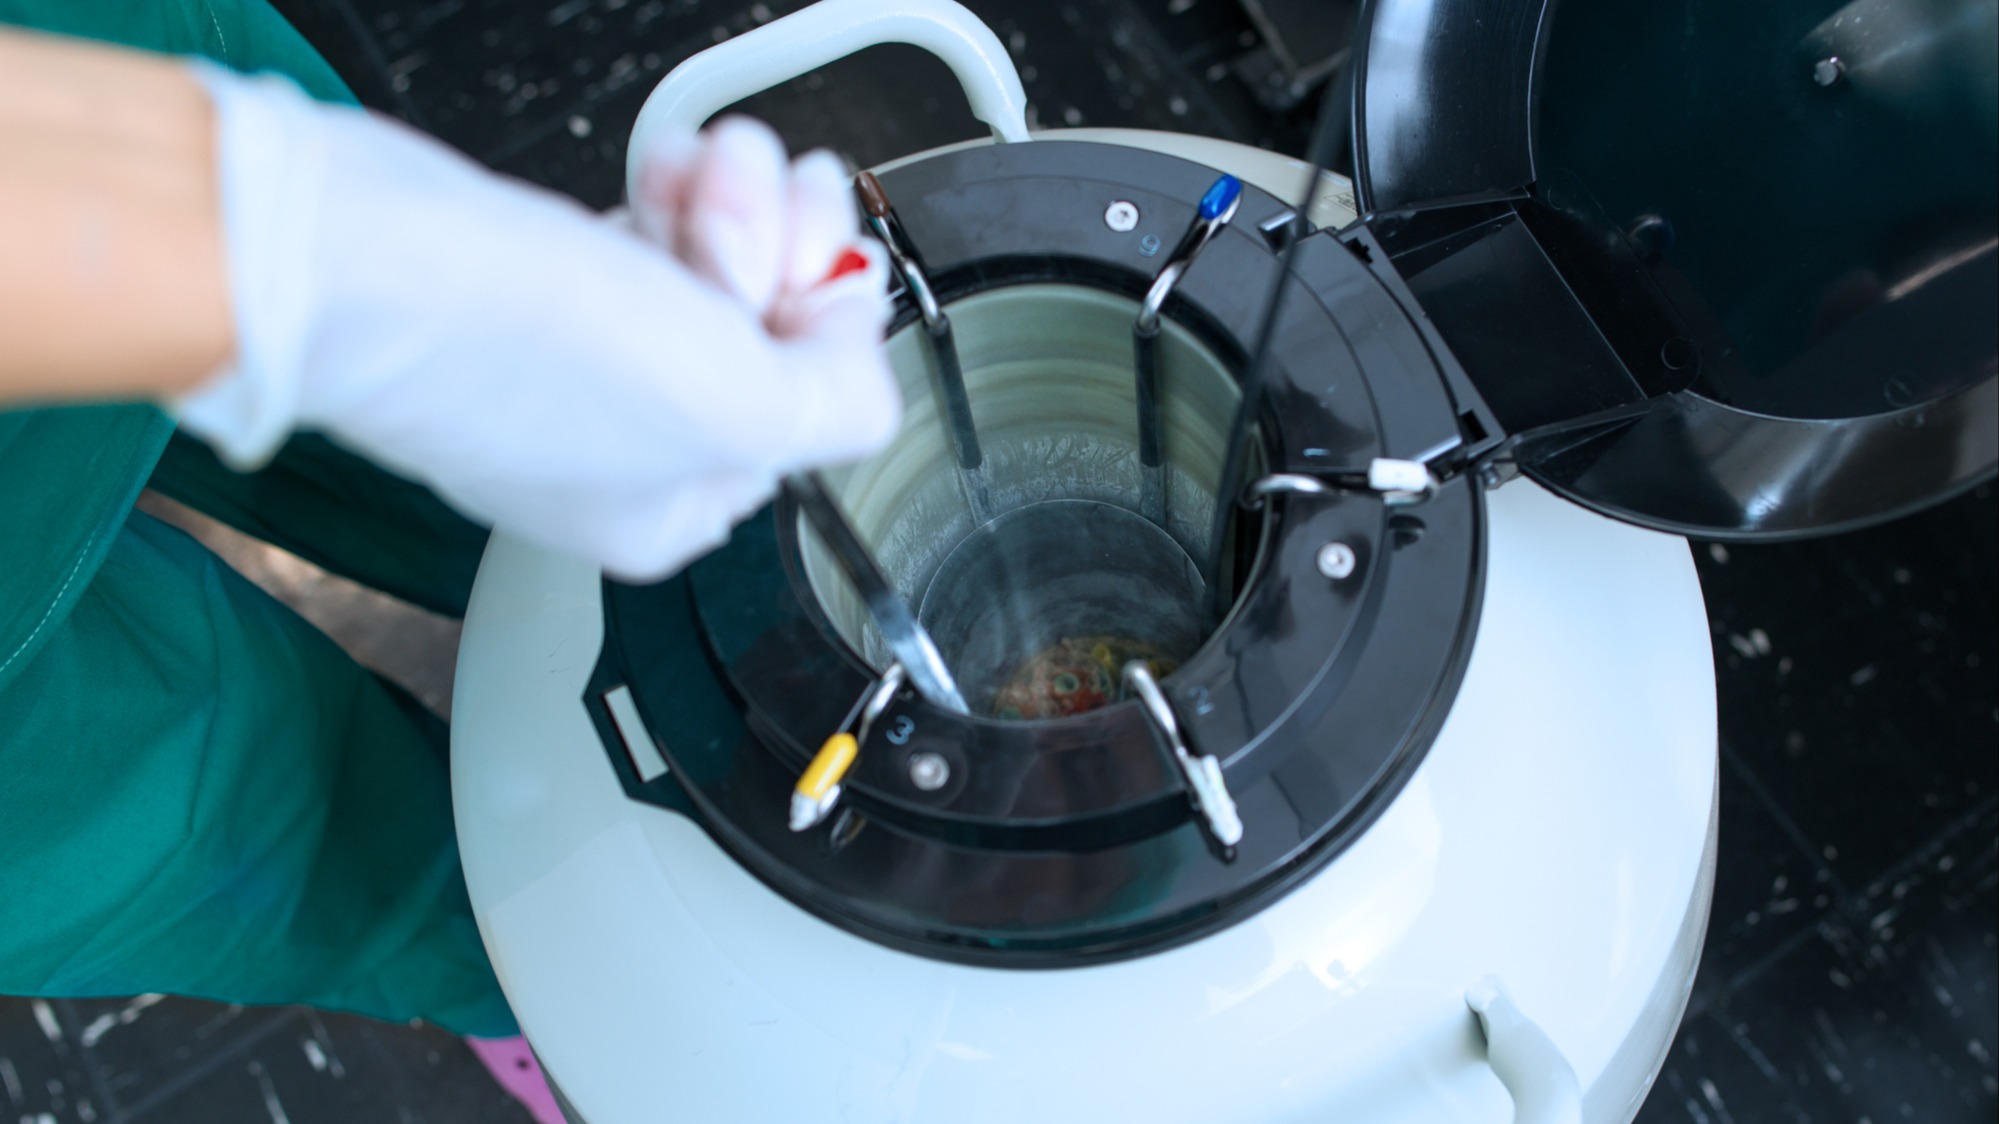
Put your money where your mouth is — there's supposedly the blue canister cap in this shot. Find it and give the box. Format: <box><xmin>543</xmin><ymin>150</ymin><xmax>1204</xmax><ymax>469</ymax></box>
<box><xmin>1197</xmin><ymin>175</ymin><xmax>1243</xmax><ymax>221</ymax></box>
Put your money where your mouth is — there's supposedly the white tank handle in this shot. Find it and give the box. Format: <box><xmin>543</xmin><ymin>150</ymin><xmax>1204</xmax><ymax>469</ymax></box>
<box><xmin>625</xmin><ymin>0</ymin><xmax>1031</xmax><ymax>200</ymax></box>
<box><xmin>1466</xmin><ymin>977</ymin><xmax>1585</xmax><ymax>1124</ymax></box>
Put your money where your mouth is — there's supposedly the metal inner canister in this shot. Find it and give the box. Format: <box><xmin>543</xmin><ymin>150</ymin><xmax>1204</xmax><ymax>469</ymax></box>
<box><xmin>800</xmin><ymin>283</ymin><xmax>1247</xmax><ymax>718</ymax></box>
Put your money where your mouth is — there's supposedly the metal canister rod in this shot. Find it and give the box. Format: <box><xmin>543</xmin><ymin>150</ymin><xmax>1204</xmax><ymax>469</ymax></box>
<box><xmin>785</xmin><ymin>472</ymin><xmax>971</xmax><ymax>714</ymax></box>
<box><xmin>1123</xmin><ymin>661</ymin><xmax>1242</xmax><ymax>860</ymax></box>
<box><xmin>1133</xmin><ymin>174</ymin><xmax>1242</xmax><ymax>528</ymax></box>
<box><xmin>789</xmin><ymin>663</ymin><xmax>909</xmax><ymax>832</ymax></box>
<box><xmin>855</xmin><ymin>172</ymin><xmax>994</xmax><ymax>525</ymax></box>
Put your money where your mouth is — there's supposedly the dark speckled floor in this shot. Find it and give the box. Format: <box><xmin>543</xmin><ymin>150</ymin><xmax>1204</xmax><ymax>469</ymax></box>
<box><xmin>1641</xmin><ymin>483</ymin><xmax>1998</xmax><ymax>1124</ymax></box>
<box><xmin>1</xmin><ymin>2</ymin><xmax>1993</xmax><ymax>1121</ymax></box>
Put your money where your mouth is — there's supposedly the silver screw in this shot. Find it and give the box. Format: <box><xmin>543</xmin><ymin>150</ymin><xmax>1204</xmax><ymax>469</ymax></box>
<box><xmin>1813</xmin><ymin>56</ymin><xmax>1845</xmax><ymax>86</ymax></box>
<box><xmin>908</xmin><ymin>752</ymin><xmax>951</xmax><ymax>791</ymax></box>
<box><xmin>1104</xmin><ymin>200</ymin><xmax>1140</xmax><ymax>232</ymax></box>
<box><xmin>1316</xmin><ymin>541</ymin><xmax>1357</xmax><ymax>580</ymax></box>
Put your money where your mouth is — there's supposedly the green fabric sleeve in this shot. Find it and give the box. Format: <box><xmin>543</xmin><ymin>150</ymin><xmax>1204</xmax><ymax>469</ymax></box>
<box><xmin>0</xmin><ymin>0</ymin><xmax>513</xmax><ymax>1037</ymax></box>
<box><xmin>0</xmin><ymin>511</ymin><xmax>515</xmax><ymax>1036</ymax></box>
<box><xmin>0</xmin><ymin>0</ymin><xmax>357</xmax><ymax>690</ymax></box>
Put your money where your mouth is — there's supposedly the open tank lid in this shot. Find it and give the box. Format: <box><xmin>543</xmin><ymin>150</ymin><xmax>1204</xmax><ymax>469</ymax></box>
<box><xmin>1348</xmin><ymin>0</ymin><xmax>1998</xmax><ymax>539</ymax></box>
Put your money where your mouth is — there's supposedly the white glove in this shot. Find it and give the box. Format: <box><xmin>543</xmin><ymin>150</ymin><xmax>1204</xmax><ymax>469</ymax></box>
<box><xmin>630</xmin><ymin>115</ymin><xmax>860</xmax><ymax>322</ymax></box>
<box><xmin>175</xmin><ymin>66</ymin><xmax>898</xmax><ymax>581</ymax></box>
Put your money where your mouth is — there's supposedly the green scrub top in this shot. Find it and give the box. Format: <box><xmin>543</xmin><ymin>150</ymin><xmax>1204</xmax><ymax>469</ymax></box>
<box><xmin>0</xmin><ymin>0</ymin><xmax>514</xmax><ymax>1038</ymax></box>
<box><xmin>0</xmin><ymin>0</ymin><xmax>355</xmax><ymax>693</ymax></box>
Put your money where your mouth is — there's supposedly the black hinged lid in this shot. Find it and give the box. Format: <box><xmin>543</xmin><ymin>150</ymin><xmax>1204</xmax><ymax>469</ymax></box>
<box><xmin>1349</xmin><ymin>0</ymin><xmax>1998</xmax><ymax>539</ymax></box>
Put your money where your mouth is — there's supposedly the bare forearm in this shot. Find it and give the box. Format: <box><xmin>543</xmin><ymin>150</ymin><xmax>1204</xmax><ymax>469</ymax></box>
<box><xmin>0</xmin><ymin>27</ymin><xmax>230</xmax><ymax>404</ymax></box>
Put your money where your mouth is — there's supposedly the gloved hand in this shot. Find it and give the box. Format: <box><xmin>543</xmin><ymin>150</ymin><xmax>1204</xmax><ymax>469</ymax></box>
<box><xmin>630</xmin><ymin>115</ymin><xmax>861</xmax><ymax>326</ymax></box>
<box><xmin>175</xmin><ymin>66</ymin><xmax>898</xmax><ymax>581</ymax></box>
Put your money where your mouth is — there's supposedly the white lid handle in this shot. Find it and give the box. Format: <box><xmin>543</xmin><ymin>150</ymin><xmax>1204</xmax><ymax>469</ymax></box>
<box><xmin>625</xmin><ymin>0</ymin><xmax>1030</xmax><ymax>199</ymax></box>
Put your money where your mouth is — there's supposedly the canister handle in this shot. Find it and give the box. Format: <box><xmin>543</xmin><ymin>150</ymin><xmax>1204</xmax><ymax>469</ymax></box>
<box><xmin>1467</xmin><ymin>977</ymin><xmax>1584</xmax><ymax>1124</ymax></box>
<box><xmin>625</xmin><ymin>0</ymin><xmax>1031</xmax><ymax>200</ymax></box>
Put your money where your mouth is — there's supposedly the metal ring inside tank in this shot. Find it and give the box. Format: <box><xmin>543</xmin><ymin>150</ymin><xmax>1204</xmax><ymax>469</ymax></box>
<box><xmin>799</xmin><ymin>281</ymin><xmax>1260</xmax><ymax>719</ymax></box>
